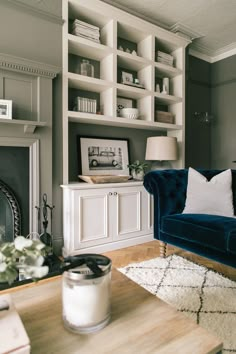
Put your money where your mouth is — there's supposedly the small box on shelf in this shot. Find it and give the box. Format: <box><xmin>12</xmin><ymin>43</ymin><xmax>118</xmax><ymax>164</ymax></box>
<box><xmin>155</xmin><ymin>110</ymin><xmax>175</xmax><ymax>124</ymax></box>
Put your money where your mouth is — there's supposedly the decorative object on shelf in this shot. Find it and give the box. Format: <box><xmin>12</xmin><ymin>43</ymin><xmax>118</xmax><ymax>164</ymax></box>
<box><xmin>0</xmin><ymin>99</ymin><xmax>12</xmax><ymax>119</ymax></box>
<box><xmin>125</xmin><ymin>48</ymin><xmax>131</xmax><ymax>54</ymax></box>
<box><xmin>134</xmin><ymin>78</ymin><xmax>140</xmax><ymax>84</ymax></box>
<box><xmin>0</xmin><ymin>235</ymin><xmax>49</xmax><ymax>285</ymax></box>
<box><xmin>162</xmin><ymin>77</ymin><xmax>170</xmax><ymax>94</ymax></box>
<box><xmin>117</xmin><ymin>97</ymin><xmax>133</xmax><ymax>116</ymax></box>
<box><xmin>72</xmin><ymin>19</ymin><xmax>100</xmax><ymax>44</ymax></box>
<box><xmin>62</xmin><ymin>254</ymin><xmax>112</xmax><ymax>334</ymax></box>
<box><xmin>78</xmin><ymin>136</ymin><xmax>130</xmax><ymax>176</ymax></box>
<box><xmin>78</xmin><ymin>175</ymin><xmax>131</xmax><ymax>184</ymax></box>
<box><xmin>155</xmin><ymin>111</ymin><xmax>175</xmax><ymax>124</ymax></box>
<box><xmin>74</xmin><ymin>96</ymin><xmax>97</xmax><ymax>113</ymax></box>
<box><xmin>145</xmin><ymin>136</ymin><xmax>178</xmax><ymax>169</ymax></box>
<box><xmin>35</xmin><ymin>194</ymin><xmax>55</xmax><ymax>253</ymax></box>
<box><xmin>80</xmin><ymin>59</ymin><xmax>94</xmax><ymax>77</ymax></box>
<box><xmin>118</xmin><ymin>45</ymin><xmax>124</xmax><ymax>51</ymax></box>
<box><xmin>155</xmin><ymin>84</ymin><xmax>160</xmax><ymax>93</ymax></box>
<box><xmin>194</xmin><ymin>111</ymin><xmax>213</xmax><ymax>124</ymax></box>
<box><xmin>127</xmin><ymin>160</ymin><xmax>148</xmax><ymax>181</ymax></box>
<box><xmin>131</xmin><ymin>50</ymin><xmax>137</xmax><ymax>56</ymax></box>
<box><xmin>156</xmin><ymin>50</ymin><xmax>174</xmax><ymax>67</ymax></box>
<box><xmin>121</xmin><ymin>71</ymin><xmax>133</xmax><ymax>84</ymax></box>
<box><xmin>120</xmin><ymin>108</ymin><xmax>139</xmax><ymax>119</ymax></box>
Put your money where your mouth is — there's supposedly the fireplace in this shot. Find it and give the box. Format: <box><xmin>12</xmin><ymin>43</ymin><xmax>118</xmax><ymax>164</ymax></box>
<box><xmin>0</xmin><ymin>138</ymin><xmax>40</xmax><ymax>240</ymax></box>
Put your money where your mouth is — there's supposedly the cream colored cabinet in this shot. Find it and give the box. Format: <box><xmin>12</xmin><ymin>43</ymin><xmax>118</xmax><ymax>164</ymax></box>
<box><xmin>62</xmin><ymin>182</ymin><xmax>153</xmax><ymax>256</ymax></box>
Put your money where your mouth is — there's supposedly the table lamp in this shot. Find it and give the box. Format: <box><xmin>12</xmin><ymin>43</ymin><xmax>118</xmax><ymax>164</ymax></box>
<box><xmin>145</xmin><ymin>136</ymin><xmax>177</xmax><ymax>169</ymax></box>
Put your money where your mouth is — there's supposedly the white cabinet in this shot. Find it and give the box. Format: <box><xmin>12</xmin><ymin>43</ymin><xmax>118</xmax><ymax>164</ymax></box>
<box><xmin>62</xmin><ymin>182</ymin><xmax>153</xmax><ymax>256</ymax></box>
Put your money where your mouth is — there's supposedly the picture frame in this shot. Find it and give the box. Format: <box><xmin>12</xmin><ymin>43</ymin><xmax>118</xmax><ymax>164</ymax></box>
<box><xmin>78</xmin><ymin>137</ymin><xmax>130</xmax><ymax>176</ymax></box>
<box><xmin>121</xmin><ymin>71</ymin><xmax>133</xmax><ymax>85</ymax></box>
<box><xmin>0</xmin><ymin>99</ymin><xmax>12</xmax><ymax>119</ymax></box>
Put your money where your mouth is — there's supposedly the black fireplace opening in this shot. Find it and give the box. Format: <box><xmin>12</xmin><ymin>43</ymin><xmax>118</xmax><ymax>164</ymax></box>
<box><xmin>0</xmin><ymin>146</ymin><xmax>29</xmax><ymax>240</ymax></box>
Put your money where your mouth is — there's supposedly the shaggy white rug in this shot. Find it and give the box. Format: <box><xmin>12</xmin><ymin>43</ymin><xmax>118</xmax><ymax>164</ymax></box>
<box><xmin>119</xmin><ymin>255</ymin><xmax>236</xmax><ymax>353</ymax></box>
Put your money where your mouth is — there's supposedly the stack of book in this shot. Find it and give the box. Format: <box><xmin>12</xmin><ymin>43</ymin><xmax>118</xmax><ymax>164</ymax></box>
<box><xmin>72</xmin><ymin>19</ymin><xmax>100</xmax><ymax>43</ymax></box>
<box><xmin>74</xmin><ymin>97</ymin><xmax>97</xmax><ymax>114</ymax></box>
<box><xmin>156</xmin><ymin>51</ymin><xmax>174</xmax><ymax>67</ymax></box>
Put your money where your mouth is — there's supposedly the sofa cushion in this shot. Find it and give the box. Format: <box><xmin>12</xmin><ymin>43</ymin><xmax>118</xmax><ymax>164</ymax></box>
<box><xmin>161</xmin><ymin>213</ymin><xmax>236</xmax><ymax>254</ymax></box>
<box><xmin>182</xmin><ymin>168</ymin><xmax>234</xmax><ymax>217</ymax></box>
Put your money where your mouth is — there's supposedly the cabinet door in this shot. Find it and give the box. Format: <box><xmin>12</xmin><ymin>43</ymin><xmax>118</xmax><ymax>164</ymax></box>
<box><xmin>112</xmin><ymin>186</ymin><xmax>147</xmax><ymax>240</ymax></box>
<box><xmin>73</xmin><ymin>188</ymin><xmax>113</xmax><ymax>250</ymax></box>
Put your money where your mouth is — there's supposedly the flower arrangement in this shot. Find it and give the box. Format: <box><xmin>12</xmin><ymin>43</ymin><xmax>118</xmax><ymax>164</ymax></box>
<box><xmin>127</xmin><ymin>160</ymin><xmax>148</xmax><ymax>173</ymax></box>
<box><xmin>0</xmin><ymin>236</ymin><xmax>49</xmax><ymax>284</ymax></box>
<box><xmin>127</xmin><ymin>160</ymin><xmax>148</xmax><ymax>180</ymax></box>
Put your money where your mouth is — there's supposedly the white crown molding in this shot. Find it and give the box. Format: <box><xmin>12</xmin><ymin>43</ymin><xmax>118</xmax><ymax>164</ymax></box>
<box><xmin>170</xmin><ymin>23</ymin><xmax>203</xmax><ymax>41</ymax></box>
<box><xmin>4</xmin><ymin>0</ymin><xmax>64</xmax><ymax>25</ymax></box>
<box><xmin>0</xmin><ymin>53</ymin><xmax>60</xmax><ymax>79</ymax></box>
<box><xmin>189</xmin><ymin>41</ymin><xmax>236</xmax><ymax>63</ymax></box>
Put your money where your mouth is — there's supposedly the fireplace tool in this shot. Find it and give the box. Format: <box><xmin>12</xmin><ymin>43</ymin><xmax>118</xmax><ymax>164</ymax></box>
<box><xmin>36</xmin><ymin>194</ymin><xmax>55</xmax><ymax>252</ymax></box>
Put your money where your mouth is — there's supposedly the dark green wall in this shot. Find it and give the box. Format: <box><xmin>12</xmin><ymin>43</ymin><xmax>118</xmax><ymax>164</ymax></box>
<box><xmin>211</xmin><ymin>55</ymin><xmax>236</xmax><ymax>169</ymax></box>
<box><xmin>185</xmin><ymin>54</ymin><xmax>211</xmax><ymax>168</ymax></box>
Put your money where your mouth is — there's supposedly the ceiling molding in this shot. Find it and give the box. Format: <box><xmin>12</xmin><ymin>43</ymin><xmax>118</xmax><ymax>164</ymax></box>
<box><xmin>189</xmin><ymin>41</ymin><xmax>236</xmax><ymax>63</ymax></box>
<box><xmin>0</xmin><ymin>53</ymin><xmax>60</xmax><ymax>79</ymax></box>
<box><xmin>4</xmin><ymin>0</ymin><xmax>64</xmax><ymax>25</ymax></box>
<box><xmin>170</xmin><ymin>23</ymin><xmax>203</xmax><ymax>41</ymax></box>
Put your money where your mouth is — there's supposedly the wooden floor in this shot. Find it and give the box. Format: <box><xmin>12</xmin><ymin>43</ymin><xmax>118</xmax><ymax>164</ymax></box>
<box><xmin>104</xmin><ymin>240</ymin><xmax>236</xmax><ymax>282</ymax></box>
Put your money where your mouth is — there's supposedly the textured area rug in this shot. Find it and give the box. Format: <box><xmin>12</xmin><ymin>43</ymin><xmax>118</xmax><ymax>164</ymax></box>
<box><xmin>119</xmin><ymin>255</ymin><xmax>236</xmax><ymax>353</ymax></box>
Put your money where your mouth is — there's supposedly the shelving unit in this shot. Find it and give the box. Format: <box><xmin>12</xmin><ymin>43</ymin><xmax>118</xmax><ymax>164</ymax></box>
<box><xmin>61</xmin><ymin>0</ymin><xmax>190</xmax><ymax>254</ymax></box>
<box><xmin>63</xmin><ymin>0</ymin><xmax>190</xmax><ymax>184</ymax></box>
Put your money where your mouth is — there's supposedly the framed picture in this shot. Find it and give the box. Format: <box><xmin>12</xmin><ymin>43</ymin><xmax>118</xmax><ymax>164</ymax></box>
<box><xmin>121</xmin><ymin>71</ymin><xmax>133</xmax><ymax>85</ymax></box>
<box><xmin>117</xmin><ymin>97</ymin><xmax>133</xmax><ymax>116</ymax></box>
<box><xmin>0</xmin><ymin>99</ymin><xmax>12</xmax><ymax>119</ymax></box>
<box><xmin>79</xmin><ymin>137</ymin><xmax>130</xmax><ymax>176</ymax></box>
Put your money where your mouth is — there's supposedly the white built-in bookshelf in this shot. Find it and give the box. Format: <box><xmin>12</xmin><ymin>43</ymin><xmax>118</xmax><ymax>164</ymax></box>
<box><xmin>62</xmin><ymin>0</ymin><xmax>191</xmax><ymax>184</ymax></box>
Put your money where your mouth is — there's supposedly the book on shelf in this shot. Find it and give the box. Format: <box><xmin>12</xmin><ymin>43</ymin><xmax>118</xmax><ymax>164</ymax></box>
<box><xmin>74</xmin><ymin>97</ymin><xmax>97</xmax><ymax>114</ymax></box>
<box><xmin>156</xmin><ymin>50</ymin><xmax>174</xmax><ymax>66</ymax></box>
<box><xmin>72</xmin><ymin>19</ymin><xmax>100</xmax><ymax>43</ymax></box>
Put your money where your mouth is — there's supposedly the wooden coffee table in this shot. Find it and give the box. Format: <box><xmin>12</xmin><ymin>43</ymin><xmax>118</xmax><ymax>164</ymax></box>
<box><xmin>10</xmin><ymin>269</ymin><xmax>222</xmax><ymax>354</ymax></box>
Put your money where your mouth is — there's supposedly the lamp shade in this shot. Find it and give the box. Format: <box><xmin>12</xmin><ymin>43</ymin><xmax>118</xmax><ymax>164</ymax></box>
<box><xmin>145</xmin><ymin>136</ymin><xmax>177</xmax><ymax>161</ymax></box>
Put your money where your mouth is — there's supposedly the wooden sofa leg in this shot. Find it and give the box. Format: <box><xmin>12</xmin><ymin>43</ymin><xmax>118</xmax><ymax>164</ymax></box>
<box><xmin>159</xmin><ymin>241</ymin><xmax>167</xmax><ymax>258</ymax></box>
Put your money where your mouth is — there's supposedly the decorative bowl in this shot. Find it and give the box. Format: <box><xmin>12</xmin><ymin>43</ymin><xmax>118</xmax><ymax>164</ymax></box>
<box><xmin>120</xmin><ymin>108</ymin><xmax>139</xmax><ymax>119</ymax></box>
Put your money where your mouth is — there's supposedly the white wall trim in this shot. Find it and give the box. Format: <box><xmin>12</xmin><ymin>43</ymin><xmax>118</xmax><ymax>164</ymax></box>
<box><xmin>0</xmin><ymin>53</ymin><xmax>60</xmax><ymax>78</ymax></box>
<box><xmin>0</xmin><ymin>137</ymin><xmax>40</xmax><ymax>234</ymax></box>
<box><xmin>189</xmin><ymin>43</ymin><xmax>236</xmax><ymax>63</ymax></box>
<box><xmin>4</xmin><ymin>0</ymin><xmax>64</xmax><ymax>25</ymax></box>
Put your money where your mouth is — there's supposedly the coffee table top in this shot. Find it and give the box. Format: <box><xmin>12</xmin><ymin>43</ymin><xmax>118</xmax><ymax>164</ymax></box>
<box><xmin>11</xmin><ymin>269</ymin><xmax>222</xmax><ymax>354</ymax></box>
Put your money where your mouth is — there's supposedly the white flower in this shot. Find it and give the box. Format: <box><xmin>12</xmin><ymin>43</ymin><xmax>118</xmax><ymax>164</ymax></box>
<box><xmin>0</xmin><ymin>263</ymin><xmax>7</xmax><ymax>272</ymax></box>
<box><xmin>14</xmin><ymin>236</ymin><xmax>33</xmax><ymax>251</ymax></box>
<box><xmin>0</xmin><ymin>252</ymin><xmax>6</xmax><ymax>262</ymax></box>
<box><xmin>24</xmin><ymin>265</ymin><xmax>49</xmax><ymax>279</ymax></box>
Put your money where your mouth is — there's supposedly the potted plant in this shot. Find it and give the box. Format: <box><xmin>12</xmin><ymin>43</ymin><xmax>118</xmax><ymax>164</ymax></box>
<box><xmin>0</xmin><ymin>236</ymin><xmax>49</xmax><ymax>284</ymax></box>
<box><xmin>127</xmin><ymin>160</ymin><xmax>148</xmax><ymax>181</ymax></box>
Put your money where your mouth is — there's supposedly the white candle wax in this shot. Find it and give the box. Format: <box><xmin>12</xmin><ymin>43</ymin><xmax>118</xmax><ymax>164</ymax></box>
<box><xmin>63</xmin><ymin>274</ymin><xmax>110</xmax><ymax>327</ymax></box>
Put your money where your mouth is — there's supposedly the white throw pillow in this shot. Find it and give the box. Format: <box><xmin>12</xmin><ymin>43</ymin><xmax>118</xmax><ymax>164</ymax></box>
<box><xmin>182</xmin><ymin>167</ymin><xmax>234</xmax><ymax>217</ymax></box>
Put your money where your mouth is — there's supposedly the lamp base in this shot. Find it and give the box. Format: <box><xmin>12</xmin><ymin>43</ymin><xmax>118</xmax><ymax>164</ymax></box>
<box><xmin>150</xmin><ymin>161</ymin><xmax>172</xmax><ymax>170</ymax></box>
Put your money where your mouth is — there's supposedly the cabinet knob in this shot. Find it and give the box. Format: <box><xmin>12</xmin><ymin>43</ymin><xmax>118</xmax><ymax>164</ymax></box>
<box><xmin>109</xmin><ymin>192</ymin><xmax>113</xmax><ymax>196</ymax></box>
<box><xmin>113</xmin><ymin>192</ymin><xmax>118</xmax><ymax>196</ymax></box>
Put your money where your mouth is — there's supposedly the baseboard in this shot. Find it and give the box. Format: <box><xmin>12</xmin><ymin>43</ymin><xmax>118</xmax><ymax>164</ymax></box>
<box><xmin>62</xmin><ymin>234</ymin><xmax>154</xmax><ymax>257</ymax></box>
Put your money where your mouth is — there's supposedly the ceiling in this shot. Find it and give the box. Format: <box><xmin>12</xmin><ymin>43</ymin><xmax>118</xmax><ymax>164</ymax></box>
<box><xmin>102</xmin><ymin>0</ymin><xmax>236</xmax><ymax>62</ymax></box>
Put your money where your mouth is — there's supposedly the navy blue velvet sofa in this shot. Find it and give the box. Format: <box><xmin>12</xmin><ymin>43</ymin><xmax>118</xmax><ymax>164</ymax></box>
<box><xmin>143</xmin><ymin>169</ymin><xmax>236</xmax><ymax>268</ymax></box>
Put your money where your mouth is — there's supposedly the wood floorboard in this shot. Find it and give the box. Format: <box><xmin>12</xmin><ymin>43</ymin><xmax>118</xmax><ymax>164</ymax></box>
<box><xmin>104</xmin><ymin>240</ymin><xmax>236</xmax><ymax>282</ymax></box>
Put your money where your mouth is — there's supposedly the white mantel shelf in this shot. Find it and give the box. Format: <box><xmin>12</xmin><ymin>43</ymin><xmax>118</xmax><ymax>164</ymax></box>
<box><xmin>0</xmin><ymin>118</ymin><xmax>47</xmax><ymax>134</ymax></box>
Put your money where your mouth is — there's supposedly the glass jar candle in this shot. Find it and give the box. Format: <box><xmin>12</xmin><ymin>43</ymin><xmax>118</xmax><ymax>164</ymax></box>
<box><xmin>62</xmin><ymin>254</ymin><xmax>111</xmax><ymax>334</ymax></box>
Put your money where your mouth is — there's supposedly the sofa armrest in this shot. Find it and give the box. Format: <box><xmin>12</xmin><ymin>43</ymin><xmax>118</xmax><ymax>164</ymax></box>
<box><xmin>143</xmin><ymin>169</ymin><xmax>188</xmax><ymax>239</ymax></box>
